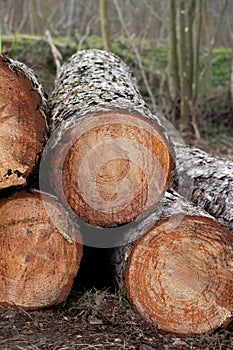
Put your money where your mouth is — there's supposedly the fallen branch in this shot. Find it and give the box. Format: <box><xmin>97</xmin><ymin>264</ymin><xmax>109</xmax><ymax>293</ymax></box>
<box><xmin>45</xmin><ymin>29</ymin><xmax>63</xmax><ymax>75</ymax></box>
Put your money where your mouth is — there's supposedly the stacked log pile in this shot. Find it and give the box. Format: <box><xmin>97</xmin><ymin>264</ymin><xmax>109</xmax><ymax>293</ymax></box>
<box><xmin>0</xmin><ymin>55</ymin><xmax>82</xmax><ymax>309</ymax></box>
<box><xmin>0</xmin><ymin>50</ymin><xmax>233</xmax><ymax>336</ymax></box>
<box><xmin>46</xmin><ymin>49</ymin><xmax>233</xmax><ymax>335</ymax></box>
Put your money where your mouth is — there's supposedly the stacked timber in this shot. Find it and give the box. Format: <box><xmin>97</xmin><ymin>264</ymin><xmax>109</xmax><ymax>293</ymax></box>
<box><xmin>46</xmin><ymin>49</ymin><xmax>232</xmax><ymax>335</ymax></box>
<box><xmin>1</xmin><ymin>50</ymin><xmax>233</xmax><ymax>337</ymax></box>
<box><xmin>0</xmin><ymin>55</ymin><xmax>82</xmax><ymax>309</ymax></box>
<box><xmin>47</xmin><ymin>49</ymin><xmax>175</xmax><ymax>227</ymax></box>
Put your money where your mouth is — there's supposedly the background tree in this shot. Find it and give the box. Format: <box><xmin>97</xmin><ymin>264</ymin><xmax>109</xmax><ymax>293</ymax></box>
<box><xmin>1</xmin><ymin>0</ymin><xmax>232</xmax><ymax>140</ymax></box>
<box><xmin>168</xmin><ymin>0</ymin><xmax>180</xmax><ymax>108</ymax></box>
<box><xmin>178</xmin><ymin>0</ymin><xmax>190</xmax><ymax>132</ymax></box>
<box><xmin>167</xmin><ymin>0</ymin><xmax>229</xmax><ymax>136</ymax></box>
<box><xmin>168</xmin><ymin>0</ymin><xmax>203</xmax><ymax>134</ymax></box>
<box><xmin>100</xmin><ymin>0</ymin><xmax>111</xmax><ymax>51</ymax></box>
<box><xmin>202</xmin><ymin>0</ymin><xmax>229</xmax><ymax>97</ymax></box>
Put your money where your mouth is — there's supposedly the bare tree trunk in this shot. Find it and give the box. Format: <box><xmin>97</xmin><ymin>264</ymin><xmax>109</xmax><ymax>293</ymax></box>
<box><xmin>100</xmin><ymin>0</ymin><xmax>111</xmax><ymax>51</ymax></box>
<box><xmin>202</xmin><ymin>0</ymin><xmax>229</xmax><ymax>97</ymax></box>
<box><xmin>167</xmin><ymin>0</ymin><xmax>203</xmax><ymax>136</ymax></box>
<box><xmin>113</xmin><ymin>0</ymin><xmax>156</xmax><ymax>109</ymax></box>
<box><xmin>189</xmin><ymin>0</ymin><xmax>201</xmax><ymax>138</ymax></box>
<box><xmin>0</xmin><ymin>190</ymin><xmax>82</xmax><ymax>310</ymax></box>
<box><xmin>110</xmin><ymin>189</ymin><xmax>233</xmax><ymax>335</ymax></box>
<box><xmin>168</xmin><ymin>0</ymin><xmax>180</xmax><ymax>102</ymax></box>
<box><xmin>66</xmin><ymin>0</ymin><xmax>75</xmax><ymax>44</ymax></box>
<box><xmin>32</xmin><ymin>0</ymin><xmax>40</xmax><ymax>34</ymax></box>
<box><xmin>187</xmin><ymin>0</ymin><xmax>195</xmax><ymax>101</ymax></box>
<box><xmin>4</xmin><ymin>0</ymin><xmax>15</xmax><ymax>34</ymax></box>
<box><xmin>231</xmin><ymin>51</ymin><xmax>233</xmax><ymax>102</ymax></box>
<box><xmin>18</xmin><ymin>0</ymin><xmax>31</xmax><ymax>33</ymax></box>
<box><xmin>193</xmin><ymin>0</ymin><xmax>203</xmax><ymax>106</ymax></box>
<box><xmin>179</xmin><ymin>0</ymin><xmax>190</xmax><ymax>131</ymax></box>
<box><xmin>47</xmin><ymin>49</ymin><xmax>175</xmax><ymax>228</ymax></box>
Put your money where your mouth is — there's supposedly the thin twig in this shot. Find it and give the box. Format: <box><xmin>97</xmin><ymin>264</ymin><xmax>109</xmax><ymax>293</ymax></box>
<box><xmin>45</xmin><ymin>29</ymin><xmax>63</xmax><ymax>76</ymax></box>
<box><xmin>113</xmin><ymin>0</ymin><xmax>156</xmax><ymax>109</ymax></box>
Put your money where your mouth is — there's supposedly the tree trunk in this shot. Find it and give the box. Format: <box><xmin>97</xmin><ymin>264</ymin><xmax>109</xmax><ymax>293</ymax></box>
<box><xmin>191</xmin><ymin>0</ymin><xmax>203</xmax><ymax>139</ymax></box>
<box><xmin>168</xmin><ymin>0</ymin><xmax>180</xmax><ymax>102</ymax></box>
<box><xmin>231</xmin><ymin>51</ymin><xmax>233</xmax><ymax>102</ymax></box>
<box><xmin>187</xmin><ymin>0</ymin><xmax>195</xmax><ymax>102</ymax></box>
<box><xmin>0</xmin><ymin>55</ymin><xmax>47</xmax><ymax>189</ymax></box>
<box><xmin>174</xmin><ymin>143</ymin><xmax>233</xmax><ymax>233</ymax></box>
<box><xmin>100</xmin><ymin>0</ymin><xmax>111</xmax><ymax>51</ymax></box>
<box><xmin>193</xmin><ymin>0</ymin><xmax>203</xmax><ymax>105</ymax></box>
<box><xmin>47</xmin><ymin>49</ymin><xmax>175</xmax><ymax>227</ymax></box>
<box><xmin>110</xmin><ymin>190</ymin><xmax>233</xmax><ymax>336</ymax></box>
<box><xmin>0</xmin><ymin>190</ymin><xmax>82</xmax><ymax>310</ymax></box>
<box><xmin>113</xmin><ymin>0</ymin><xmax>157</xmax><ymax>108</ymax></box>
<box><xmin>202</xmin><ymin>0</ymin><xmax>229</xmax><ymax>99</ymax></box>
<box><xmin>178</xmin><ymin>1</ymin><xmax>190</xmax><ymax>131</ymax></box>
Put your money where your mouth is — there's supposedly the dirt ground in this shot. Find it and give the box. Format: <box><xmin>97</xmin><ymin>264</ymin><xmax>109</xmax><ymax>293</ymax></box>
<box><xmin>1</xmin><ymin>287</ymin><xmax>233</xmax><ymax>350</ymax></box>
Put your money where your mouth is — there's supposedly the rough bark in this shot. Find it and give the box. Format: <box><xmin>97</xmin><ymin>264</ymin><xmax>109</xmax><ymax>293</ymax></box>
<box><xmin>0</xmin><ymin>55</ymin><xmax>47</xmax><ymax>189</ymax></box>
<box><xmin>110</xmin><ymin>190</ymin><xmax>233</xmax><ymax>336</ymax></box>
<box><xmin>174</xmin><ymin>143</ymin><xmax>233</xmax><ymax>233</ymax></box>
<box><xmin>0</xmin><ymin>190</ymin><xmax>82</xmax><ymax>310</ymax></box>
<box><xmin>47</xmin><ymin>49</ymin><xmax>175</xmax><ymax>227</ymax></box>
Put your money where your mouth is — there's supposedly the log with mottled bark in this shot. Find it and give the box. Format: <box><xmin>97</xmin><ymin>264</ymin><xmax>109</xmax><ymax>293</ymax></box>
<box><xmin>0</xmin><ymin>190</ymin><xmax>82</xmax><ymax>310</ymax></box>
<box><xmin>174</xmin><ymin>143</ymin><xmax>233</xmax><ymax>233</ymax></box>
<box><xmin>0</xmin><ymin>55</ymin><xmax>48</xmax><ymax>189</ymax></box>
<box><xmin>111</xmin><ymin>190</ymin><xmax>233</xmax><ymax>336</ymax></box>
<box><xmin>47</xmin><ymin>49</ymin><xmax>175</xmax><ymax>227</ymax></box>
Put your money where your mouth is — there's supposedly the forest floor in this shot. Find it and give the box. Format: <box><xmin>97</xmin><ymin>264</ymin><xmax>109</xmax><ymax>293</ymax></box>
<box><xmin>0</xmin><ymin>286</ymin><xmax>233</xmax><ymax>350</ymax></box>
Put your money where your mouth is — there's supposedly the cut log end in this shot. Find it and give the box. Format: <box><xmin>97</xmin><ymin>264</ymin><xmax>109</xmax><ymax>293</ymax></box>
<box><xmin>0</xmin><ymin>190</ymin><xmax>82</xmax><ymax>310</ymax></box>
<box><xmin>0</xmin><ymin>55</ymin><xmax>47</xmax><ymax>189</ymax></box>
<box><xmin>124</xmin><ymin>215</ymin><xmax>233</xmax><ymax>335</ymax></box>
<box><xmin>51</xmin><ymin>110</ymin><xmax>175</xmax><ymax>227</ymax></box>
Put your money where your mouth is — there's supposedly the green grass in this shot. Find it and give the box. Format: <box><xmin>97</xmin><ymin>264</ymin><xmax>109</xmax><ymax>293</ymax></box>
<box><xmin>211</xmin><ymin>48</ymin><xmax>232</xmax><ymax>87</ymax></box>
<box><xmin>2</xmin><ymin>34</ymin><xmax>231</xmax><ymax>91</ymax></box>
<box><xmin>154</xmin><ymin>46</ymin><xmax>169</xmax><ymax>72</ymax></box>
